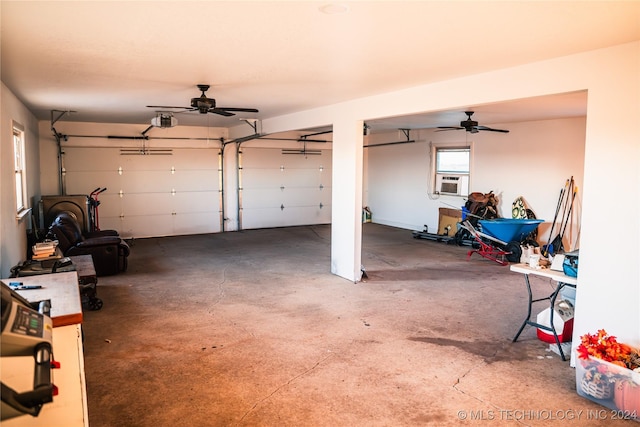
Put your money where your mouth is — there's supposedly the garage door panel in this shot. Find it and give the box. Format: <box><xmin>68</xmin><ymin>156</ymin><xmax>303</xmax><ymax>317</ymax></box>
<box><xmin>119</xmin><ymin>192</ymin><xmax>173</xmax><ymax>217</ymax></box>
<box><xmin>240</xmin><ymin>188</ymin><xmax>282</xmax><ymax>209</ymax></box>
<box><xmin>170</xmin><ymin>150</ymin><xmax>219</xmax><ymax>167</ymax></box>
<box><xmin>114</xmin><ymin>171</ymin><xmax>171</xmax><ymax>193</ymax></box>
<box><xmin>88</xmin><ymin>193</ymin><xmax>120</xmax><ymax>218</ymax></box>
<box><xmin>242</xmin><ymin>169</ymin><xmax>326</xmax><ymax>189</ymax></box>
<box><xmin>65</xmin><ymin>171</ymin><xmax>121</xmax><ymax>196</ymax></box>
<box><xmin>241</xmin><ymin>149</ymin><xmax>285</xmax><ymax>168</ymax></box>
<box><xmin>280</xmin><ymin>188</ymin><xmax>327</xmax><ymax>206</ymax></box>
<box><xmin>171</xmin><ymin>191</ymin><xmax>220</xmax><ymax>214</ymax></box>
<box><xmin>172</xmin><ymin>212</ymin><xmax>220</xmax><ymax>235</ymax></box>
<box><xmin>63</xmin><ymin>148</ymin><xmax>121</xmax><ymax>169</ymax></box>
<box><xmin>242</xmin><ymin>206</ymin><xmax>330</xmax><ymax>229</ymax></box>
<box><xmin>95</xmin><ymin>216</ymin><xmax>125</xmax><ymax>235</ymax></box>
<box><xmin>118</xmin><ymin>153</ymin><xmax>175</xmax><ymax>171</ymax></box>
<box><xmin>241</xmin><ymin>169</ymin><xmax>284</xmax><ymax>188</ymax></box>
<box><xmin>120</xmin><ymin>214</ymin><xmax>174</xmax><ymax>239</ymax></box>
<box><xmin>171</xmin><ymin>170</ymin><xmax>218</xmax><ymax>192</ymax></box>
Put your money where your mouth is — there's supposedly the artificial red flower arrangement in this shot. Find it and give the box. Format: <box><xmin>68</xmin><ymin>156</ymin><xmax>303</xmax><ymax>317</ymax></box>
<box><xmin>576</xmin><ymin>330</ymin><xmax>640</xmax><ymax>416</ymax></box>
<box><xmin>577</xmin><ymin>329</ymin><xmax>640</xmax><ymax>371</ymax></box>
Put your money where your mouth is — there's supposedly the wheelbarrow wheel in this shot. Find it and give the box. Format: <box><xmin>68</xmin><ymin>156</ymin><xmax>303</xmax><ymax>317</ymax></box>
<box><xmin>505</xmin><ymin>241</ymin><xmax>522</xmax><ymax>263</ymax></box>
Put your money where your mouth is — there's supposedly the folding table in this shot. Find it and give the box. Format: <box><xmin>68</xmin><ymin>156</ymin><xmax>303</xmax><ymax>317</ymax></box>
<box><xmin>510</xmin><ymin>263</ymin><xmax>578</xmax><ymax>361</ymax></box>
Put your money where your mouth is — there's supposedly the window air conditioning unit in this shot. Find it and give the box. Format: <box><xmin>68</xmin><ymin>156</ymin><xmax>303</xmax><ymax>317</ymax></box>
<box><xmin>435</xmin><ymin>174</ymin><xmax>469</xmax><ymax>196</ymax></box>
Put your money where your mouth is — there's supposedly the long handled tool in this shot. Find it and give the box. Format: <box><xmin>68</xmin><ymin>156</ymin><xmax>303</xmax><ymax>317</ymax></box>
<box><xmin>543</xmin><ymin>182</ymin><xmax>566</xmax><ymax>257</ymax></box>
<box><xmin>548</xmin><ymin>177</ymin><xmax>574</xmax><ymax>255</ymax></box>
<box><xmin>558</xmin><ymin>185</ymin><xmax>578</xmax><ymax>251</ymax></box>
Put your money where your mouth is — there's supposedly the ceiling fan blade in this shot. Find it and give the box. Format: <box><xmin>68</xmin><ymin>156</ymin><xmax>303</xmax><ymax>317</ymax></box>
<box><xmin>477</xmin><ymin>126</ymin><xmax>510</xmax><ymax>133</ymax></box>
<box><xmin>436</xmin><ymin>126</ymin><xmax>463</xmax><ymax>132</ymax></box>
<box><xmin>216</xmin><ymin>107</ymin><xmax>259</xmax><ymax>113</ymax></box>
<box><xmin>210</xmin><ymin>109</ymin><xmax>235</xmax><ymax>117</ymax></box>
<box><xmin>147</xmin><ymin>105</ymin><xmax>191</xmax><ymax>110</ymax></box>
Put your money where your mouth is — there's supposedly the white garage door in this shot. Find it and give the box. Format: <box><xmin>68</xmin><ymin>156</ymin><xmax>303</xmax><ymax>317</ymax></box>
<box><xmin>62</xmin><ymin>147</ymin><xmax>222</xmax><ymax>238</ymax></box>
<box><xmin>240</xmin><ymin>147</ymin><xmax>332</xmax><ymax>229</ymax></box>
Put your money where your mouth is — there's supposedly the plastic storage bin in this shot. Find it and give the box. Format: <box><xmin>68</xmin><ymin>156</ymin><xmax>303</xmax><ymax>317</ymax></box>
<box><xmin>575</xmin><ymin>351</ymin><xmax>640</xmax><ymax>422</ymax></box>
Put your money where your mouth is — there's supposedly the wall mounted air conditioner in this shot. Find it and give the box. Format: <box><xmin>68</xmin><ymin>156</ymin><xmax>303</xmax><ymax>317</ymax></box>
<box><xmin>435</xmin><ymin>174</ymin><xmax>469</xmax><ymax>196</ymax></box>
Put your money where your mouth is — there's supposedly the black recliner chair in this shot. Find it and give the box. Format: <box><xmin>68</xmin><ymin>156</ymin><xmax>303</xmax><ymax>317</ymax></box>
<box><xmin>47</xmin><ymin>212</ymin><xmax>130</xmax><ymax>276</ymax></box>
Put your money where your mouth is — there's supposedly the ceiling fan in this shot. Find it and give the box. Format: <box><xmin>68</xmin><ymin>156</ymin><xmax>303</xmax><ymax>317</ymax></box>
<box><xmin>437</xmin><ymin>111</ymin><xmax>509</xmax><ymax>133</ymax></box>
<box><xmin>147</xmin><ymin>84</ymin><xmax>259</xmax><ymax>117</ymax></box>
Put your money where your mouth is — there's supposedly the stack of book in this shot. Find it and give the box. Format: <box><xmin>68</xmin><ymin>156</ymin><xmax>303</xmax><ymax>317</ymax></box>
<box><xmin>32</xmin><ymin>240</ymin><xmax>59</xmax><ymax>260</ymax></box>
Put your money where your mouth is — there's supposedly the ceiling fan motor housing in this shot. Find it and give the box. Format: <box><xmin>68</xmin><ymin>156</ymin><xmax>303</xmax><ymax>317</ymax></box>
<box><xmin>191</xmin><ymin>97</ymin><xmax>216</xmax><ymax>113</ymax></box>
<box><xmin>192</xmin><ymin>84</ymin><xmax>214</xmax><ymax>113</ymax></box>
<box><xmin>461</xmin><ymin>111</ymin><xmax>477</xmax><ymax>128</ymax></box>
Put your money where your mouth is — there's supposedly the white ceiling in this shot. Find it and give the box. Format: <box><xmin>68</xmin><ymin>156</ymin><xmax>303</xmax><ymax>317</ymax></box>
<box><xmin>2</xmin><ymin>1</ymin><xmax>638</xmax><ymax>133</ymax></box>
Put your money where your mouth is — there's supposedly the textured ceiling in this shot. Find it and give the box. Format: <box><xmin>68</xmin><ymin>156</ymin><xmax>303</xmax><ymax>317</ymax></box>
<box><xmin>1</xmin><ymin>1</ymin><xmax>638</xmax><ymax>132</ymax></box>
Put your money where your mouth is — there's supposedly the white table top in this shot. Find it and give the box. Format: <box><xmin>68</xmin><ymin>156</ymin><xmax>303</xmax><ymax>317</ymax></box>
<box><xmin>1</xmin><ymin>271</ymin><xmax>83</xmax><ymax>327</ymax></box>
<box><xmin>510</xmin><ymin>263</ymin><xmax>578</xmax><ymax>285</ymax></box>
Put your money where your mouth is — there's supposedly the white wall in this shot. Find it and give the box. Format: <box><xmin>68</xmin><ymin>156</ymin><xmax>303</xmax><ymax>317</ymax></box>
<box><xmin>260</xmin><ymin>42</ymin><xmax>640</xmax><ymax>346</ymax></box>
<box><xmin>366</xmin><ymin>117</ymin><xmax>586</xmax><ymax>251</ymax></box>
<box><xmin>1</xmin><ymin>83</ymin><xmax>40</xmax><ymax>278</ymax></box>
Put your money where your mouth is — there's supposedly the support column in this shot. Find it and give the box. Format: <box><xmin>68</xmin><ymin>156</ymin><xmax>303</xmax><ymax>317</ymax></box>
<box><xmin>331</xmin><ymin>119</ymin><xmax>364</xmax><ymax>282</ymax></box>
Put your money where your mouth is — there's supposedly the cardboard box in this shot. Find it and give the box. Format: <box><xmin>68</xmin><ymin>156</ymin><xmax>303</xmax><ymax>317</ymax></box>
<box><xmin>438</xmin><ymin>207</ymin><xmax>462</xmax><ymax>235</ymax></box>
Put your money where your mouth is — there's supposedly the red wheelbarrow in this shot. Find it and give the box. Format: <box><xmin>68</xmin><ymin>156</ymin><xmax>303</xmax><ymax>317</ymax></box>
<box><xmin>460</xmin><ymin>218</ymin><xmax>544</xmax><ymax>266</ymax></box>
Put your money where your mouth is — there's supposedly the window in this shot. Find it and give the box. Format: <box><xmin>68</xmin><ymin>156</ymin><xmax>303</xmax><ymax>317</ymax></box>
<box><xmin>432</xmin><ymin>145</ymin><xmax>470</xmax><ymax>196</ymax></box>
<box><xmin>13</xmin><ymin>123</ymin><xmax>29</xmax><ymax>218</ymax></box>
<box><xmin>436</xmin><ymin>147</ymin><xmax>470</xmax><ymax>174</ymax></box>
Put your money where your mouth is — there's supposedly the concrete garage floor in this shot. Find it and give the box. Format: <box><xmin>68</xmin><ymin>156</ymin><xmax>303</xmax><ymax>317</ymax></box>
<box><xmin>82</xmin><ymin>224</ymin><xmax>628</xmax><ymax>426</ymax></box>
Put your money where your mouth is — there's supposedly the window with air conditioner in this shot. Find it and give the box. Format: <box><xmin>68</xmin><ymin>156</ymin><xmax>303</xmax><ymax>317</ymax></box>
<box><xmin>433</xmin><ymin>146</ymin><xmax>470</xmax><ymax>196</ymax></box>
